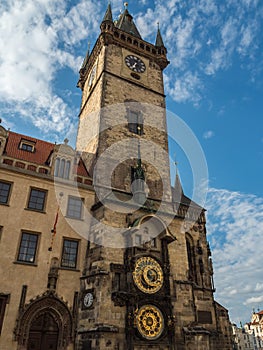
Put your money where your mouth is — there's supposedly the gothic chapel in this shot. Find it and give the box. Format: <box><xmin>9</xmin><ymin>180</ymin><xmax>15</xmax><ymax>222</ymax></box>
<box><xmin>0</xmin><ymin>3</ymin><xmax>232</xmax><ymax>350</ymax></box>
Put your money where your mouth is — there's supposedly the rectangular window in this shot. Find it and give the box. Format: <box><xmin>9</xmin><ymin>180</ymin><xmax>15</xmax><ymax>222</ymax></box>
<box><xmin>61</xmin><ymin>239</ymin><xmax>79</xmax><ymax>269</ymax></box>
<box><xmin>197</xmin><ymin>310</ymin><xmax>212</xmax><ymax>324</ymax></box>
<box><xmin>17</xmin><ymin>232</ymin><xmax>39</xmax><ymax>263</ymax></box>
<box><xmin>21</xmin><ymin>143</ymin><xmax>33</xmax><ymax>152</ymax></box>
<box><xmin>151</xmin><ymin>238</ymin><xmax>157</xmax><ymax>248</ymax></box>
<box><xmin>0</xmin><ymin>181</ymin><xmax>11</xmax><ymax>204</ymax></box>
<box><xmin>135</xmin><ymin>234</ymin><xmax>142</xmax><ymax>246</ymax></box>
<box><xmin>0</xmin><ymin>295</ymin><xmax>9</xmax><ymax>334</ymax></box>
<box><xmin>128</xmin><ymin>111</ymin><xmax>143</xmax><ymax>135</ymax></box>
<box><xmin>67</xmin><ymin>196</ymin><xmax>83</xmax><ymax>219</ymax></box>
<box><xmin>27</xmin><ymin>188</ymin><xmax>47</xmax><ymax>211</ymax></box>
<box><xmin>19</xmin><ymin>139</ymin><xmax>35</xmax><ymax>152</ymax></box>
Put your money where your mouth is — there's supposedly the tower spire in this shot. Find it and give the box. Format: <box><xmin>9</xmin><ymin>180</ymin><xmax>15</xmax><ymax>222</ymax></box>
<box><xmin>115</xmin><ymin>3</ymin><xmax>142</xmax><ymax>39</ymax></box>
<box><xmin>102</xmin><ymin>2</ymin><xmax>113</xmax><ymax>22</ymax></box>
<box><xmin>155</xmin><ymin>23</ymin><xmax>165</xmax><ymax>47</ymax></box>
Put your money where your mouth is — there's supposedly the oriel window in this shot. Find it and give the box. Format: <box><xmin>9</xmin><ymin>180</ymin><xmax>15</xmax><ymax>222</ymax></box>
<box><xmin>54</xmin><ymin>158</ymin><xmax>71</xmax><ymax>179</ymax></box>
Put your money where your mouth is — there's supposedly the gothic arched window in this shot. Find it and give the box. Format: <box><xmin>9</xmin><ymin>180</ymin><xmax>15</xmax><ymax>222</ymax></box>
<box><xmin>186</xmin><ymin>235</ymin><xmax>197</xmax><ymax>282</ymax></box>
<box><xmin>54</xmin><ymin>158</ymin><xmax>71</xmax><ymax>179</ymax></box>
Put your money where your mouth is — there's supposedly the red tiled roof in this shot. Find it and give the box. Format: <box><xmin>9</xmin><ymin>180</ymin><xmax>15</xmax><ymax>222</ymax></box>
<box><xmin>4</xmin><ymin>131</ymin><xmax>90</xmax><ymax>178</ymax></box>
<box><xmin>76</xmin><ymin>158</ymin><xmax>90</xmax><ymax>177</ymax></box>
<box><xmin>5</xmin><ymin>131</ymin><xmax>54</xmax><ymax>166</ymax></box>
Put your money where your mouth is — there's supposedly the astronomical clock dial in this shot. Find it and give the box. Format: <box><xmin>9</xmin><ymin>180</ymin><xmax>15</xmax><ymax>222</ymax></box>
<box><xmin>136</xmin><ymin>305</ymin><xmax>164</xmax><ymax>340</ymax></box>
<box><xmin>83</xmin><ymin>292</ymin><xmax>94</xmax><ymax>308</ymax></box>
<box><xmin>133</xmin><ymin>257</ymin><xmax>163</xmax><ymax>294</ymax></box>
<box><xmin>125</xmin><ymin>55</ymin><xmax>146</xmax><ymax>73</ymax></box>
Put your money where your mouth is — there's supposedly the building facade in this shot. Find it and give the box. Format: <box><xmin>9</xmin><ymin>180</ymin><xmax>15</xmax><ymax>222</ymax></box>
<box><xmin>232</xmin><ymin>323</ymin><xmax>255</xmax><ymax>350</ymax></box>
<box><xmin>0</xmin><ymin>4</ymin><xmax>232</xmax><ymax>350</ymax></box>
<box><xmin>244</xmin><ymin>311</ymin><xmax>263</xmax><ymax>350</ymax></box>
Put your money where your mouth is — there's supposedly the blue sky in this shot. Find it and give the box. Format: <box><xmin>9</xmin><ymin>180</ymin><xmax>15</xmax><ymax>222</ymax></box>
<box><xmin>0</xmin><ymin>0</ymin><xmax>262</xmax><ymax>324</ymax></box>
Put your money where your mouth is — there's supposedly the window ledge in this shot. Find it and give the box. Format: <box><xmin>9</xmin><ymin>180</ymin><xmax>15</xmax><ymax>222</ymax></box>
<box><xmin>24</xmin><ymin>208</ymin><xmax>46</xmax><ymax>214</ymax></box>
<box><xmin>59</xmin><ymin>267</ymin><xmax>80</xmax><ymax>272</ymax></box>
<box><xmin>13</xmin><ymin>261</ymin><xmax>38</xmax><ymax>267</ymax></box>
<box><xmin>0</xmin><ymin>203</ymin><xmax>10</xmax><ymax>207</ymax></box>
<box><xmin>65</xmin><ymin>216</ymin><xmax>84</xmax><ymax>221</ymax></box>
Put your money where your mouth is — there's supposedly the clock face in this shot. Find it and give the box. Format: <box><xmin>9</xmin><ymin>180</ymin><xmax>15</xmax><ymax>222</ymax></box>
<box><xmin>83</xmin><ymin>292</ymin><xmax>93</xmax><ymax>308</ymax></box>
<box><xmin>136</xmin><ymin>305</ymin><xmax>164</xmax><ymax>340</ymax></box>
<box><xmin>125</xmin><ymin>55</ymin><xmax>146</xmax><ymax>73</ymax></box>
<box><xmin>133</xmin><ymin>257</ymin><xmax>163</xmax><ymax>294</ymax></box>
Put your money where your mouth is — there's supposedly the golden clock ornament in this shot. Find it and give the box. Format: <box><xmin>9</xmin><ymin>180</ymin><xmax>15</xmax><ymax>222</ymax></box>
<box><xmin>136</xmin><ymin>305</ymin><xmax>164</xmax><ymax>340</ymax></box>
<box><xmin>133</xmin><ymin>257</ymin><xmax>163</xmax><ymax>294</ymax></box>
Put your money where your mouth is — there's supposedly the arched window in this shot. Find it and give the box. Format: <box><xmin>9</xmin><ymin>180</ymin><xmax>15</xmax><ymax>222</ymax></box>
<box><xmin>128</xmin><ymin>110</ymin><xmax>143</xmax><ymax>135</ymax></box>
<box><xmin>54</xmin><ymin>158</ymin><xmax>71</xmax><ymax>179</ymax></box>
<box><xmin>186</xmin><ymin>235</ymin><xmax>196</xmax><ymax>282</ymax></box>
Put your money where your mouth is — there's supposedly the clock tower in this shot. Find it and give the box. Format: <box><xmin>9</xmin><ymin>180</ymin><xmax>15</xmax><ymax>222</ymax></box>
<box><xmin>76</xmin><ymin>3</ymin><xmax>232</xmax><ymax>350</ymax></box>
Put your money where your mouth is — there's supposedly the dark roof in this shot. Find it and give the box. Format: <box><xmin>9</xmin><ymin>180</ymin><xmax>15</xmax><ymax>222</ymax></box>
<box><xmin>115</xmin><ymin>9</ymin><xmax>141</xmax><ymax>39</ymax></box>
<box><xmin>172</xmin><ymin>173</ymin><xmax>203</xmax><ymax>210</ymax></box>
<box><xmin>102</xmin><ymin>3</ymin><xmax>113</xmax><ymax>22</ymax></box>
<box><xmin>155</xmin><ymin>27</ymin><xmax>165</xmax><ymax>47</ymax></box>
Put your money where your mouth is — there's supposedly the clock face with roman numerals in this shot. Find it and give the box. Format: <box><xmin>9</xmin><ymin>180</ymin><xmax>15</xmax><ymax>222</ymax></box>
<box><xmin>125</xmin><ymin>55</ymin><xmax>146</xmax><ymax>73</ymax></box>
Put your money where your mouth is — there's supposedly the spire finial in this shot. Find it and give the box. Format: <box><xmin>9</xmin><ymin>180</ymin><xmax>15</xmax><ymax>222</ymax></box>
<box><xmin>124</xmin><ymin>2</ymin><xmax>128</xmax><ymax>9</ymax></box>
<box><xmin>157</xmin><ymin>21</ymin><xmax>160</xmax><ymax>29</ymax></box>
<box><xmin>174</xmin><ymin>154</ymin><xmax>178</xmax><ymax>175</ymax></box>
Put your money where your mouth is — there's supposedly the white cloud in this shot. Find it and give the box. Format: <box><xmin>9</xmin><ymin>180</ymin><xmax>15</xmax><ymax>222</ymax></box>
<box><xmin>245</xmin><ymin>295</ymin><xmax>263</xmax><ymax>305</ymax></box>
<box><xmin>136</xmin><ymin>0</ymin><xmax>262</xmax><ymax>103</ymax></box>
<box><xmin>206</xmin><ymin>188</ymin><xmax>263</xmax><ymax>323</ymax></box>
<box><xmin>203</xmin><ymin>130</ymin><xmax>215</xmax><ymax>139</ymax></box>
<box><xmin>0</xmin><ymin>0</ymin><xmax>101</xmax><ymax>139</ymax></box>
<box><xmin>0</xmin><ymin>0</ymin><xmax>262</xmax><ymax>137</ymax></box>
<box><xmin>165</xmin><ymin>71</ymin><xmax>202</xmax><ymax>105</ymax></box>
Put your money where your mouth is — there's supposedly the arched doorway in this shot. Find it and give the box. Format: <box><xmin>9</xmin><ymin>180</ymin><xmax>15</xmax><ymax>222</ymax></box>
<box><xmin>15</xmin><ymin>292</ymin><xmax>73</xmax><ymax>350</ymax></box>
<box><xmin>27</xmin><ymin>313</ymin><xmax>59</xmax><ymax>350</ymax></box>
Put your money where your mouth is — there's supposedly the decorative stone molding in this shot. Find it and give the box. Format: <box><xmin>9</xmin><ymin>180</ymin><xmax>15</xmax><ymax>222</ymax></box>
<box><xmin>14</xmin><ymin>290</ymin><xmax>73</xmax><ymax>350</ymax></box>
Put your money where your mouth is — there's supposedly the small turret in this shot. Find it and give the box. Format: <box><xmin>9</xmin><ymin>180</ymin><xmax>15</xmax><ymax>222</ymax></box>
<box><xmin>77</xmin><ymin>42</ymin><xmax>90</xmax><ymax>89</ymax></box>
<box><xmin>155</xmin><ymin>24</ymin><xmax>165</xmax><ymax>48</ymax></box>
<box><xmin>102</xmin><ymin>2</ymin><xmax>113</xmax><ymax>23</ymax></box>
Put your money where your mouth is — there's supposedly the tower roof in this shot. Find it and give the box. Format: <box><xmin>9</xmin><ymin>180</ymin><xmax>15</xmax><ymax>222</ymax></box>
<box><xmin>174</xmin><ymin>172</ymin><xmax>184</xmax><ymax>196</ymax></box>
<box><xmin>155</xmin><ymin>26</ymin><xmax>165</xmax><ymax>47</ymax></box>
<box><xmin>102</xmin><ymin>3</ymin><xmax>113</xmax><ymax>22</ymax></box>
<box><xmin>115</xmin><ymin>6</ymin><xmax>142</xmax><ymax>39</ymax></box>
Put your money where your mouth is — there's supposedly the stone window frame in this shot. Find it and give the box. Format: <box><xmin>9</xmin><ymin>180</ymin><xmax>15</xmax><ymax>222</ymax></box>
<box><xmin>128</xmin><ymin>110</ymin><xmax>143</xmax><ymax>135</ymax></box>
<box><xmin>61</xmin><ymin>238</ymin><xmax>79</xmax><ymax>269</ymax></box>
<box><xmin>27</xmin><ymin>187</ymin><xmax>47</xmax><ymax>212</ymax></box>
<box><xmin>54</xmin><ymin>157</ymin><xmax>71</xmax><ymax>179</ymax></box>
<box><xmin>19</xmin><ymin>139</ymin><xmax>36</xmax><ymax>153</ymax></box>
<box><xmin>0</xmin><ymin>180</ymin><xmax>12</xmax><ymax>205</ymax></box>
<box><xmin>0</xmin><ymin>294</ymin><xmax>10</xmax><ymax>334</ymax></box>
<box><xmin>66</xmin><ymin>196</ymin><xmax>83</xmax><ymax>220</ymax></box>
<box><xmin>16</xmin><ymin>231</ymin><xmax>40</xmax><ymax>264</ymax></box>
